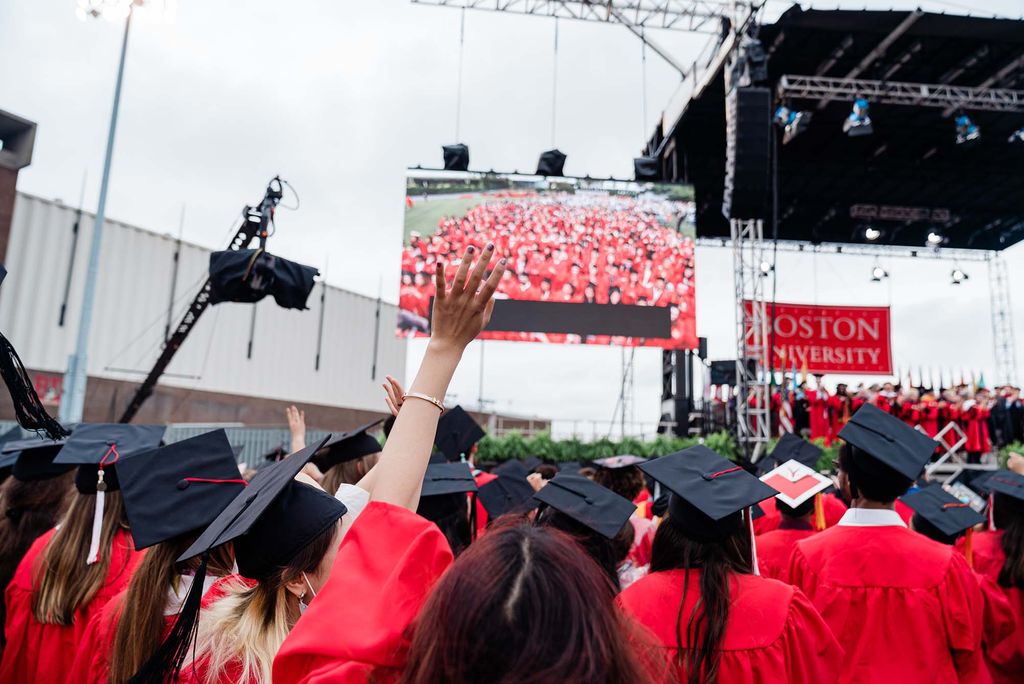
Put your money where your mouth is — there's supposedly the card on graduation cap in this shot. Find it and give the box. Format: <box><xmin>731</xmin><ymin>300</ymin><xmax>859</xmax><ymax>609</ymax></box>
<box><xmin>759</xmin><ymin>459</ymin><xmax>833</xmax><ymax>508</ymax></box>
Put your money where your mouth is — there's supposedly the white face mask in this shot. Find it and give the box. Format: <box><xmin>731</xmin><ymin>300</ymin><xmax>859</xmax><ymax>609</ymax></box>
<box><xmin>298</xmin><ymin>571</ymin><xmax>317</xmax><ymax>614</ymax></box>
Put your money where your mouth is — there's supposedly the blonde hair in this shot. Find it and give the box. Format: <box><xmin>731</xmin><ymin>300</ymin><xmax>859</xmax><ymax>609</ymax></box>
<box><xmin>189</xmin><ymin>522</ymin><xmax>338</xmax><ymax>683</ymax></box>
<box><xmin>32</xmin><ymin>490</ymin><xmax>129</xmax><ymax>625</ymax></box>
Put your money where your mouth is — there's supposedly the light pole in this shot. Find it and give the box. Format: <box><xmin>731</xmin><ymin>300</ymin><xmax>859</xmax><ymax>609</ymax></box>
<box><xmin>59</xmin><ymin>0</ymin><xmax>137</xmax><ymax>424</ymax></box>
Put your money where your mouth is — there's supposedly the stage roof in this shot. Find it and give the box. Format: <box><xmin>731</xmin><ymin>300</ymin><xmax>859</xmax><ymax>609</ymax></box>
<box><xmin>657</xmin><ymin>6</ymin><xmax>1024</xmax><ymax>251</ymax></box>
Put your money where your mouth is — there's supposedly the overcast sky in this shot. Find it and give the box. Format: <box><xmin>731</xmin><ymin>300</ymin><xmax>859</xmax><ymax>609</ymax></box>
<box><xmin>3</xmin><ymin>0</ymin><xmax>1023</xmax><ymax>436</ymax></box>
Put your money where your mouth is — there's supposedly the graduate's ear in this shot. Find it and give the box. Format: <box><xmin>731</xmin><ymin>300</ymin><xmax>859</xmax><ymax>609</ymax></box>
<box><xmin>284</xmin><ymin>576</ymin><xmax>307</xmax><ymax>601</ymax></box>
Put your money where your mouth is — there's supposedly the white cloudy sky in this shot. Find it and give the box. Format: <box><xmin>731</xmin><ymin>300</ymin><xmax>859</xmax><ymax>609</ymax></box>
<box><xmin>3</xmin><ymin>0</ymin><xmax>1023</xmax><ymax>436</ymax></box>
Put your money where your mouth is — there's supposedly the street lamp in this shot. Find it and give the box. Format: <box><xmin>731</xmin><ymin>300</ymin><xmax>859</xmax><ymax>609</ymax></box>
<box><xmin>59</xmin><ymin>0</ymin><xmax>140</xmax><ymax>424</ymax></box>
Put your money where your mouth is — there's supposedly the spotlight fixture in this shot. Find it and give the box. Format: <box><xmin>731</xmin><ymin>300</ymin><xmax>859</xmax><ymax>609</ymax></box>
<box><xmin>926</xmin><ymin>231</ymin><xmax>944</xmax><ymax>247</ymax></box>
<box><xmin>758</xmin><ymin>260</ymin><xmax>774</xmax><ymax>276</ymax></box>
<box><xmin>951</xmin><ymin>266</ymin><xmax>969</xmax><ymax>285</ymax></box>
<box><xmin>843</xmin><ymin>97</ymin><xmax>873</xmax><ymax>137</ymax></box>
<box><xmin>864</xmin><ymin>226</ymin><xmax>881</xmax><ymax>241</ymax></box>
<box><xmin>870</xmin><ymin>260</ymin><xmax>888</xmax><ymax>282</ymax></box>
<box><xmin>536</xmin><ymin>149</ymin><xmax>567</xmax><ymax>177</ymax></box>
<box><xmin>442</xmin><ymin>144</ymin><xmax>470</xmax><ymax>171</ymax></box>
<box><xmin>955</xmin><ymin>114</ymin><xmax>980</xmax><ymax>145</ymax></box>
<box><xmin>773</xmin><ymin>105</ymin><xmax>812</xmax><ymax>144</ymax></box>
<box><xmin>1009</xmin><ymin>127</ymin><xmax>1024</xmax><ymax>144</ymax></box>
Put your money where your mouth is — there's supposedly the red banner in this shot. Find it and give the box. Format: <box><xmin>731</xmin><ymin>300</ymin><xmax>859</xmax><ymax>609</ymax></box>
<box><xmin>745</xmin><ymin>302</ymin><xmax>892</xmax><ymax>375</ymax></box>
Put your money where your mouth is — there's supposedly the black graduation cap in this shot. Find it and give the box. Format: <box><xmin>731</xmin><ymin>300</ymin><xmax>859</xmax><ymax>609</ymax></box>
<box><xmin>523</xmin><ymin>456</ymin><xmax>543</xmax><ymax>471</ymax></box>
<box><xmin>434</xmin><ymin>406</ymin><xmax>485</xmax><ymax>462</ymax></box>
<box><xmin>534</xmin><ymin>474</ymin><xmax>635</xmax><ymax>539</ymax></box>
<box><xmin>761</xmin><ymin>433</ymin><xmax>823</xmax><ymax>474</ymax></box>
<box><xmin>838</xmin><ymin>404</ymin><xmax>939</xmax><ymax>480</ymax></box>
<box><xmin>311</xmin><ymin>420</ymin><xmax>383</xmax><ymax>471</ymax></box>
<box><xmin>442</xmin><ymin>143</ymin><xmax>470</xmax><ymax>171</ymax></box>
<box><xmin>536</xmin><ymin>149</ymin><xmax>567</xmax><ymax>177</ymax></box>
<box><xmin>638</xmin><ymin>446</ymin><xmax>777</xmax><ymax>541</ymax></box>
<box><xmin>477</xmin><ymin>473</ymin><xmax>536</xmax><ymax>518</ymax></box>
<box><xmin>420</xmin><ymin>462</ymin><xmax>478</xmax><ymax>498</ymax></box>
<box><xmin>53</xmin><ymin>423</ymin><xmax>166</xmax><ymax>493</ymax></box>
<box><xmin>208</xmin><ymin>249</ymin><xmax>319</xmax><ymax>311</ymax></box>
<box><xmin>177</xmin><ymin>436</ymin><xmax>344</xmax><ymax>579</ymax></box>
<box><xmin>493</xmin><ymin>459</ymin><xmax>530</xmax><ymax>479</ymax></box>
<box><xmin>0</xmin><ymin>426</ymin><xmax>24</xmax><ymax>481</ymax></box>
<box><xmin>4</xmin><ymin>435</ymin><xmax>74</xmax><ymax>481</ymax></box>
<box><xmin>986</xmin><ymin>471</ymin><xmax>1024</xmax><ymax>502</ymax></box>
<box><xmin>558</xmin><ymin>461</ymin><xmax>582</xmax><ymax>475</ymax></box>
<box><xmin>901</xmin><ymin>483</ymin><xmax>985</xmax><ymax>538</ymax></box>
<box><xmin>116</xmin><ymin>430</ymin><xmax>247</xmax><ymax>551</ymax></box>
<box><xmin>592</xmin><ymin>455</ymin><xmax>648</xmax><ymax>469</ymax></box>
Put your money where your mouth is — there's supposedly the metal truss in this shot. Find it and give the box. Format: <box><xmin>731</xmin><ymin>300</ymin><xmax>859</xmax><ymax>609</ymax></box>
<box><xmin>695</xmin><ymin>237</ymin><xmax>994</xmax><ymax>262</ymax></box>
<box><xmin>409</xmin><ymin>0</ymin><xmax>743</xmax><ymax>34</ymax></box>
<box><xmin>732</xmin><ymin>218</ymin><xmax>772</xmax><ymax>462</ymax></box>
<box><xmin>988</xmin><ymin>254</ymin><xmax>1019</xmax><ymax>385</ymax></box>
<box><xmin>924</xmin><ymin>421</ymin><xmax>997</xmax><ymax>484</ymax></box>
<box><xmin>778</xmin><ymin>75</ymin><xmax>1024</xmax><ymax>114</ymax></box>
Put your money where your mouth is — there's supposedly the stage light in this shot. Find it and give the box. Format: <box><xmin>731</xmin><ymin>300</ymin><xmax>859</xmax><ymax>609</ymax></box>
<box><xmin>951</xmin><ymin>267</ymin><xmax>969</xmax><ymax>285</ymax></box>
<box><xmin>1009</xmin><ymin>127</ymin><xmax>1024</xmax><ymax>144</ymax></box>
<box><xmin>773</xmin><ymin>106</ymin><xmax>812</xmax><ymax>144</ymax></box>
<box><xmin>926</xmin><ymin>231</ymin><xmax>944</xmax><ymax>247</ymax></box>
<box><xmin>758</xmin><ymin>260</ymin><xmax>774</xmax><ymax>276</ymax></box>
<box><xmin>442</xmin><ymin>144</ymin><xmax>469</xmax><ymax>171</ymax></box>
<box><xmin>536</xmin><ymin>149</ymin><xmax>567</xmax><ymax>177</ymax></box>
<box><xmin>773</xmin><ymin>106</ymin><xmax>792</xmax><ymax>127</ymax></box>
<box><xmin>864</xmin><ymin>226</ymin><xmax>881</xmax><ymax>241</ymax></box>
<box><xmin>870</xmin><ymin>260</ymin><xmax>888</xmax><ymax>282</ymax></box>
<box><xmin>843</xmin><ymin>97</ymin><xmax>873</xmax><ymax>137</ymax></box>
<box><xmin>955</xmin><ymin>114</ymin><xmax>980</xmax><ymax>145</ymax></box>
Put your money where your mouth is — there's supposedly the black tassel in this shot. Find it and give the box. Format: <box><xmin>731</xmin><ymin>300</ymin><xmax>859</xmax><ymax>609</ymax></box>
<box><xmin>129</xmin><ymin>553</ymin><xmax>209</xmax><ymax>684</ymax></box>
<box><xmin>0</xmin><ymin>331</ymin><xmax>68</xmax><ymax>441</ymax></box>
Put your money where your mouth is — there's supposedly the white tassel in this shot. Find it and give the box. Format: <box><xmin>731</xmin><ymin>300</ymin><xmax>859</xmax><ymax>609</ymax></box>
<box><xmin>86</xmin><ymin>488</ymin><xmax>104</xmax><ymax>565</ymax></box>
<box><xmin>749</xmin><ymin>506</ymin><xmax>760</xmax><ymax>576</ymax></box>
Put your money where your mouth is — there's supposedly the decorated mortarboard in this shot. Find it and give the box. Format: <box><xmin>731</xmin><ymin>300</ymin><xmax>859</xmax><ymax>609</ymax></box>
<box><xmin>138</xmin><ymin>438</ymin><xmax>343</xmax><ymax>683</ymax></box>
<box><xmin>4</xmin><ymin>435</ymin><xmax>73</xmax><ymax>482</ymax></box>
<box><xmin>637</xmin><ymin>446</ymin><xmax>777</xmax><ymax>541</ymax></box>
<box><xmin>838</xmin><ymin>403</ymin><xmax>939</xmax><ymax>480</ymax></box>
<box><xmin>434</xmin><ymin>406</ymin><xmax>485</xmax><ymax>462</ymax></box>
<box><xmin>986</xmin><ymin>471</ymin><xmax>1024</xmax><ymax>502</ymax></box>
<box><xmin>761</xmin><ymin>433</ymin><xmax>823</xmax><ymax>474</ymax></box>
<box><xmin>53</xmin><ymin>423</ymin><xmax>166</xmax><ymax>565</ymax></box>
<box><xmin>593</xmin><ymin>454</ymin><xmax>648</xmax><ymax>469</ymax></box>
<box><xmin>116</xmin><ymin>430</ymin><xmax>248</xmax><ymax>551</ymax></box>
<box><xmin>759</xmin><ymin>459</ymin><xmax>833</xmax><ymax>509</ymax></box>
<box><xmin>533</xmin><ymin>474</ymin><xmax>636</xmax><ymax>539</ymax></box>
<box><xmin>901</xmin><ymin>483</ymin><xmax>985</xmax><ymax>538</ymax></box>
<box><xmin>311</xmin><ymin>419</ymin><xmax>384</xmax><ymax>471</ymax></box>
<box><xmin>477</xmin><ymin>471</ymin><xmax>536</xmax><ymax>518</ymax></box>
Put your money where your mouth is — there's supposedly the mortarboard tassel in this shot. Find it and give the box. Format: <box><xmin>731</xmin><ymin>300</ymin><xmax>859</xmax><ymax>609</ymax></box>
<box><xmin>748</xmin><ymin>506</ymin><xmax>760</xmax><ymax>576</ymax></box>
<box><xmin>813</xmin><ymin>492</ymin><xmax>826</xmax><ymax>532</ymax></box>
<box><xmin>988</xmin><ymin>493</ymin><xmax>996</xmax><ymax>532</ymax></box>
<box><xmin>0</xmin><ymin>331</ymin><xmax>69</xmax><ymax>441</ymax></box>
<box><xmin>964</xmin><ymin>527</ymin><xmax>974</xmax><ymax>569</ymax></box>
<box><xmin>87</xmin><ymin>444</ymin><xmax>119</xmax><ymax>565</ymax></box>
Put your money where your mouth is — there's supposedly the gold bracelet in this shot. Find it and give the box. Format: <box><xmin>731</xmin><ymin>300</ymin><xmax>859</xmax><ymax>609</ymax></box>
<box><xmin>403</xmin><ymin>392</ymin><xmax>445</xmax><ymax>413</ymax></box>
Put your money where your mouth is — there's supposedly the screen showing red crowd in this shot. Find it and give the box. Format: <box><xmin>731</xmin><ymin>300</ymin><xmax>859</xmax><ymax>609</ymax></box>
<box><xmin>744</xmin><ymin>301</ymin><xmax>893</xmax><ymax>375</ymax></box>
<box><xmin>398</xmin><ymin>171</ymin><xmax>698</xmax><ymax>349</ymax></box>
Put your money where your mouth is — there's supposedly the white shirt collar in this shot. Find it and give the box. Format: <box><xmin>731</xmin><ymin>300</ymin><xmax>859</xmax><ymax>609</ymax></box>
<box><xmin>837</xmin><ymin>507</ymin><xmax>907</xmax><ymax>528</ymax></box>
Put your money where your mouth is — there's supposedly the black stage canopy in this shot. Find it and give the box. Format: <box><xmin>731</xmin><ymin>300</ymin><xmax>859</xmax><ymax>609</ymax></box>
<box><xmin>655</xmin><ymin>6</ymin><xmax>1024</xmax><ymax>251</ymax></box>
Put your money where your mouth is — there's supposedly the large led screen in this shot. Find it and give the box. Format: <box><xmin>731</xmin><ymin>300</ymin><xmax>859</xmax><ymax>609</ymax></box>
<box><xmin>398</xmin><ymin>170</ymin><xmax>697</xmax><ymax>349</ymax></box>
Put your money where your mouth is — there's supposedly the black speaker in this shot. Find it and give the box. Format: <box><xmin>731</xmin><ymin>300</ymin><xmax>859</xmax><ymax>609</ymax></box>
<box><xmin>722</xmin><ymin>87</ymin><xmax>770</xmax><ymax>220</ymax></box>
<box><xmin>442</xmin><ymin>144</ymin><xmax>469</xmax><ymax>171</ymax></box>
<box><xmin>536</xmin><ymin>149</ymin><xmax>567</xmax><ymax>177</ymax></box>
<box><xmin>633</xmin><ymin>156</ymin><xmax>660</xmax><ymax>181</ymax></box>
<box><xmin>697</xmin><ymin>336</ymin><xmax>708</xmax><ymax>361</ymax></box>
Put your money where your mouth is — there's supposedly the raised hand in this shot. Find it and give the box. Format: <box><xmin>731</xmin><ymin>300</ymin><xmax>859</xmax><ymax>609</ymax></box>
<box><xmin>383</xmin><ymin>376</ymin><xmax>406</xmax><ymax>417</ymax></box>
<box><xmin>430</xmin><ymin>244</ymin><xmax>505</xmax><ymax>353</ymax></box>
<box><xmin>286</xmin><ymin>405</ymin><xmax>306</xmax><ymax>452</ymax></box>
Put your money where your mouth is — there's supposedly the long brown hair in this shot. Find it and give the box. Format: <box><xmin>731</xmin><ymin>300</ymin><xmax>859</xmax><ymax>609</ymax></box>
<box><xmin>190</xmin><ymin>522</ymin><xmax>338</xmax><ymax>684</ymax></box>
<box><xmin>649</xmin><ymin>514</ymin><xmax>753</xmax><ymax>684</ymax></box>
<box><xmin>320</xmin><ymin>453</ymin><xmax>379</xmax><ymax>496</ymax></box>
<box><xmin>401</xmin><ymin>517</ymin><xmax>649</xmax><ymax>684</ymax></box>
<box><xmin>31</xmin><ymin>489</ymin><xmax>130</xmax><ymax>625</ymax></box>
<box><xmin>107</xmin><ymin>535</ymin><xmax>234</xmax><ymax>684</ymax></box>
<box><xmin>0</xmin><ymin>473</ymin><xmax>74</xmax><ymax>631</ymax></box>
<box><xmin>994</xmin><ymin>492</ymin><xmax>1024</xmax><ymax>589</ymax></box>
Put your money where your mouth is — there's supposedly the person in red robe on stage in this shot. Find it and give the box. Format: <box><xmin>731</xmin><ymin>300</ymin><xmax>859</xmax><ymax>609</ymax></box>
<box><xmin>957</xmin><ymin>472</ymin><xmax>1024</xmax><ymax>683</ymax></box>
<box><xmin>0</xmin><ymin>424</ymin><xmax>163</xmax><ymax>684</ymax></box>
<box><xmin>617</xmin><ymin>445</ymin><xmax>842</xmax><ymax>683</ymax></box>
<box><xmin>961</xmin><ymin>394</ymin><xmax>993</xmax><ymax>464</ymax></box>
<box><xmin>919</xmin><ymin>393</ymin><xmax>942</xmax><ymax>438</ymax></box>
<box><xmin>66</xmin><ymin>430</ymin><xmax>246</xmax><ymax>684</ymax></box>
<box><xmin>788</xmin><ymin>405</ymin><xmax>989</xmax><ymax>683</ymax></box>
<box><xmin>274</xmin><ymin>246</ymin><xmax>660</xmax><ymax>683</ymax></box>
<box><xmin>807</xmin><ymin>377</ymin><xmax>832</xmax><ymax>444</ymax></box>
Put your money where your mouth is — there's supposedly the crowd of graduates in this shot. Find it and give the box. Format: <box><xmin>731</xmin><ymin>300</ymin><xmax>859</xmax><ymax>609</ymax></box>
<box><xmin>398</xmin><ymin>193</ymin><xmax>697</xmax><ymax>347</ymax></box>
<box><xmin>0</xmin><ymin>245</ymin><xmax>1022</xmax><ymax>683</ymax></box>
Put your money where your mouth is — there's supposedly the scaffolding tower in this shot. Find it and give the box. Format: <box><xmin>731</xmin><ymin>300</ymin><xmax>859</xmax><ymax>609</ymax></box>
<box><xmin>988</xmin><ymin>253</ymin><xmax>1019</xmax><ymax>385</ymax></box>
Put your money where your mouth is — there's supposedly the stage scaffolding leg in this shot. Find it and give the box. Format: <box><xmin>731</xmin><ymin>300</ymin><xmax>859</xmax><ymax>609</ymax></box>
<box><xmin>732</xmin><ymin>217</ymin><xmax>771</xmax><ymax>461</ymax></box>
<box><xmin>988</xmin><ymin>253</ymin><xmax>1018</xmax><ymax>385</ymax></box>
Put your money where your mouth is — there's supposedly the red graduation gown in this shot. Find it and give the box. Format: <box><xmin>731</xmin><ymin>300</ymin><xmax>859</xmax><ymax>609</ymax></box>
<box><xmin>617</xmin><ymin>569</ymin><xmax>842</xmax><ymax>683</ymax></box>
<box><xmin>0</xmin><ymin>527</ymin><xmax>142</xmax><ymax>684</ymax></box>
<box><xmin>958</xmin><ymin>531</ymin><xmax>1024</xmax><ymax>683</ymax></box>
<box><xmin>753</xmin><ymin>494</ymin><xmax>847</xmax><ymax>535</ymax></box>
<box><xmin>756</xmin><ymin>526</ymin><xmax>815</xmax><ymax>582</ymax></box>
<box><xmin>789</xmin><ymin>524</ymin><xmax>988</xmax><ymax>683</ymax></box>
<box><xmin>273</xmin><ymin>501</ymin><xmax>454</xmax><ymax>683</ymax></box>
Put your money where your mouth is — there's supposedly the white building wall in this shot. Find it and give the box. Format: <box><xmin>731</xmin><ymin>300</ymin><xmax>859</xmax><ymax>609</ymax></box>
<box><xmin>0</xmin><ymin>192</ymin><xmax>405</xmax><ymax>413</ymax></box>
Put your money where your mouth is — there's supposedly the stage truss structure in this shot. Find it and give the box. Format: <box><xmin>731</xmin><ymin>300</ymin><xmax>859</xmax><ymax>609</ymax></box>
<box><xmin>777</xmin><ymin>75</ymin><xmax>1024</xmax><ymax>114</ymax></box>
<box><xmin>732</xmin><ymin>217</ymin><xmax>771</xmax><ymax>460</ymax></box>
<box><xmin>988</xmin><ymin>254</ymin><xmax>1019</xmax><ymax>385</ymax></box>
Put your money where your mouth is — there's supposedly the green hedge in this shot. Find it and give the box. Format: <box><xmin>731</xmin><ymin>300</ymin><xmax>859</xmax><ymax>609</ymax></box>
<box><xmin>475</xmin><ymin>430</ymin><xmax>741</xmax><ymax>463</ymax></box>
